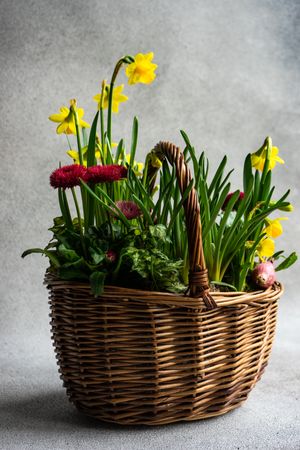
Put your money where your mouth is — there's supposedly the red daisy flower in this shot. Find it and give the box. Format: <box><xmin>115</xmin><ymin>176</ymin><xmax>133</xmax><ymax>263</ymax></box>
<box><xmin>50</xmin><ymin>164</ymin><xmax>87</xmax><ymax>189</ymax></box>
<box><xmin>85</xmin><ymin>165</ymin><xmax>127</xmax><ymax>184</ymax></box>
<box><xmin>115</xmin><ymin>200</ymin><xmax>141</xmax><ymax>220</ymax></box>
<box><xmin>222</xmin><ymin>192</ymin><xmax>245</xmax><ymax>210</ymax></box>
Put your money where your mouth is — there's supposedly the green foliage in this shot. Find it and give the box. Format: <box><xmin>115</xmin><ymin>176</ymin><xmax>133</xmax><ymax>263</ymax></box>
<box><xmin>22</xmin><ymin>56</ymin><xmax>297</xmax><ymax>294</ymax></box>
<box><xmin>113</xmin><ymin>225</ymin><xmax>186</xmax><ymax>293</ymax></box>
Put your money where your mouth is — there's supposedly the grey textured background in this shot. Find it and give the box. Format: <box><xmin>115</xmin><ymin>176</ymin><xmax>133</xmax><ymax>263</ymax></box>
<box><xmin>1</xmin><ymin>0</ymin><xmax>300</xmax><ymax>448</ymax></box>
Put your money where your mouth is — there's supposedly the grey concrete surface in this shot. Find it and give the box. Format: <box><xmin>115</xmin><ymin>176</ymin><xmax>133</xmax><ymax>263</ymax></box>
<box><xmin>1</xmin><ymin>0</ymin><xmax>300</xmax><ymax>448</ymax></box>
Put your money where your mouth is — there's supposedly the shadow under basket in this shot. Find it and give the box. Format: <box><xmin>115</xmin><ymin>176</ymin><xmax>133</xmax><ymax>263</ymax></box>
<box><xmin>45</xmin><ymin>141</ymin><xmax>283</xmax><ymax>425</ymax></box>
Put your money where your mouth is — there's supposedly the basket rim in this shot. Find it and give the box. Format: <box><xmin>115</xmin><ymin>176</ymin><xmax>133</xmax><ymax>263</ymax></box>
<box><xmin>44</xmin><ymin>271</ymin><xmax>283</xmax><ymax>309</ymax></box>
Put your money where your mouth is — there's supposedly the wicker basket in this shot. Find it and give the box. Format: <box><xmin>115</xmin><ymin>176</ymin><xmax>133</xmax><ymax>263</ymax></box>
<box><xmin>45</xmin><ymin>141</ymin><xmax>283</xmax><ymax>425</ymax></box>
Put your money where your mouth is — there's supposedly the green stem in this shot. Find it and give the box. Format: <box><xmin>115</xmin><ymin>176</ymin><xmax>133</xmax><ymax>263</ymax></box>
<box><xmin>107</xmin><ymin>55</ymin><xmax>134</xmax><ymax>144</ymax></box>
<box><xmin>66</xmin><ymin>135</ymin><xmax>72</xmax><ymax>150</ymax></box>
<box><xmin>99</xmin><ymin>80</ymin><xmax>106</xmax><ymax>154</ymax></box>
<box><xmin>71</xmin><ymin>105</ymin><xmax>83</xmax><ymax>165</ymax></box>
<box><xmin>71</xmin><ymin>187</ymin><xmax>86</xmax><ymax>257</ymax></box>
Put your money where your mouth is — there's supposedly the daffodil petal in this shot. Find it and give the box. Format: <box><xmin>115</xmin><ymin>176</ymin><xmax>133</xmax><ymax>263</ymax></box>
<box><xmin>76</xmin><ymin>108</ymin><xmax>84</xmax><ymax>119</ymax></box>
<box><xmin>93</xmin><ymin>94</ymin><xmax>101</xmax><ymax>102</ymax></box>
<box><xmin>56</xmin><ymin>122</ymin><xmax>67</xmax><ymax>134</ymax></box>
<box><xmin>49</xmin><ymin>113</ymin><xmax>65</xmax><ymax>123</ymax></box>
<box><xmin>145</xmin><ymin>52</ymin><xmax>154</xmax><ymax>61</ymax></box>
<box><xmin>79</xmin><ymin>119</ymin><xmax>90</xmax><ymax>128</ymax></box>
<box><xmin>60</xmin><ymin>106</ymin><xmax>69</xmax><ymax>115</ymax></box>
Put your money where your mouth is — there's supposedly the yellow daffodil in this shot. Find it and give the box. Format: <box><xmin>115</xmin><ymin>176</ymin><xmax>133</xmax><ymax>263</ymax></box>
<box><xmin>251</xmin><ymin>146</ymin><xmax>284</xmax><ymax>171</ymax></box>
<box><xmin>149</xmin><ymin>153</ymin><xmax>162</xmax><ymax>169</ymax></box>
<box><xmin>125</xmin><ymin>154</ymin><xmax>144</xmax><ymax>176</ymax></box>
<box><xmin>93</xmin><ymin>84</ymin><xmax>128</xmax><ymax>113</ymax></box>
<box><xmin>125</xmin><ymin>52</ymin><xmax>157</xmax><ymax>85</ymax></box>
<box><xmin>67</xmin><ymin>146</ymin><xmax>101</xmax><ymax>166</ymax></box>
<box><xmin>257</xmin><ymin>237</ymin><xmax>275</xmax><ymax>260</ymax></box>
<box><xmin>49</xmin><ymin>99</ymin><xmax>90</xmax><ymax>135</ymax></box>
<box><xmin>264</xmin><ymin>217</ymin><xmax>288</xmax><ymax>239</ymax></box>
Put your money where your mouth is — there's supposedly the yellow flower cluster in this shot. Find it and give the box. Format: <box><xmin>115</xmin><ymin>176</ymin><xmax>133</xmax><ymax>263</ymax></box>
<box><xmin>49</xmin><ymin>53</ymin><xmax>157</xmax><ymax>135</ymax></box>
<box><xmin>257</xmin><ymin>218</ymin><xmax>288</xmax><ymax>260</ymax></box>
<box><xmin>249</xmin><ymin>141</ymin><xmax>289</xmax><ymax>260</ymax></box>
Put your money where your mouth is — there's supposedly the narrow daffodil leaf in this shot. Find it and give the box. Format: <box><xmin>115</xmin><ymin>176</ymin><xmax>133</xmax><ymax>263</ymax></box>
<box><xmin>58</xmin><ymin>188</ymin><xmax>73</xmax><ymax>230</ymax></box>
<box><xmin>80</xmin><ymin>180</ymin><xmax>131</xmax><ymax>228</ymax></box>
<box><xmin>243</xmin><ymin>153</ymin><xmax>253</xmax><ymax>193</ymax></box>
<box><xmin>208</xmin><ymin>155</ymin><xmax>227</xmax><ymax>197</ymax></box>
<box><xmin>130</xmin><ymin>116</ymin><xmax>138</xmax><ymax>166</ymax></box>
<box><xmin>87</xmin><ymin>111</ymin><xmax>99</xmax><ymax>167</ymax></box>
<box><xmin>276</xmin><ymin>252</ymin><xmax>298</xmax><ymax>272</ymax></box>
<box><xmin>114</xmin><ymin>139</ymin><xmax>124</xmax><ymax>163</ymax></box>
<box><xmin>167</xmin><ymin>179</ymin><xmax>194</xmax><ymax>232</ymax></box>
<box><xmin>103</xmin><ymin>134</ymin><xmax>113</xmax><ymax>164</ymax></box>
<box><xmin>131</xmin><ymin>194</ymin><xmax>154</xmax><ymax>225</ymax></box>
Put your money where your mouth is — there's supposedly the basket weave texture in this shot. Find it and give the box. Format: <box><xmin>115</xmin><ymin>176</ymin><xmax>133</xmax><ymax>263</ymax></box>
<box><xmin>46</xmin><ymin>141</ymin><xmax>283</xmax><ymax>425</ymax></box>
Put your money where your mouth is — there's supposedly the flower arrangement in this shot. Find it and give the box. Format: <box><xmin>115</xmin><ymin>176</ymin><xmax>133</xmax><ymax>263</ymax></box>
<box><xmin>22</xmin><ymin>52</ymin><xmax>297</xmax><ymax>296</ymax></box>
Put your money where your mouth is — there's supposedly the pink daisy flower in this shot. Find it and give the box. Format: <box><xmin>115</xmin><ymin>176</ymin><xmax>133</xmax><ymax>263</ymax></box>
<box><xmin>85</xmin><ymin>165</ymin><xmax>127</xmax><ymax>184</ymax></box>
<box><xmin>115</xmin><ymin>200</ymin><xmax>142</xmax><ymax>220</ymax></box>
<box><xmin>50</xmin><ymin>164</ymin><xmax>87</xmax><ymax>189</ymax></box>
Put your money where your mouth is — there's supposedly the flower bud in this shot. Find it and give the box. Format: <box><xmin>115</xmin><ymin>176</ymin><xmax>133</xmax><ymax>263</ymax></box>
<box><xmin>252</xmin><ymin>261</ymin><xmax>276</xmax><ymax>289</ymax></box>
<box><xmin>269</xmin><ymin>201</ymin><xmax>294</xmax><ymax>212</ymax></box>
<box><xmin>106</xmin><ymin>249</ymin><xmax>117</xmax><ymax>263</ymax></box>
<box><xmin>222</xmin><ymin>192</ymin><xmax>244</xmax><ymax>210</ymax></box>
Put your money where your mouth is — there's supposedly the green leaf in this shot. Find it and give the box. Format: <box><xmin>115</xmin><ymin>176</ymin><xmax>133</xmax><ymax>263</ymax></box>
<box><xmin>276</xmin><ymin>252</ymin><xmax>298</xmax><ymax>272</ymax></box>
<box><xmin>253</xmin><ymin>170</ymin><xmax>261</xmax><ymax>206</ymax></box>
<box><xmin>58</xmin><ymin>188</ymin><xmax>73</xmax><ymax>230</ymax></box>
<box><xmin>180</xmin><ymin>129</ymin><xmax>193</xmax><ymax>149</ymax></box>
<box><xmin>104</xmin><ymin>134</ymin><xmax>114</xmax><ymax>164</ymax></box>
<box><xmin>272</xmin><ymin>250</ymin><xmax>285</xmax><ymax>260</ymax></box>
<box><xmin>208</xmin><ymin>155</ymin><xmax>227</xmax><ymax>197</ymax></box>
<box><xmin>131</xmin><ymin>194</ymin><xmax>154</xmax><ymax>225</ymax></box>
<box><xmin>130</xmin><ymin>116</ymin><xmax>138</xmax><ymax>166</ymax></box>
<box><xmin>260</xmin><ymin>137</ymin><xmax>271</xmax><ymax>184</ymax></box>
<box><xmin>87</xmin><ymin>111</ymin><xmax>99</xmax><ymax>167</ymax></box>
<box><xmin>114</xmin><ymin>139</ymin><xmax>124</xmax><ymax>163</ymax></box>
<box><xmin>89</xmin><ymin>247</ymin><xmax>105</xmax><ymax>265</ymax></box>
<box><xmin>58</xmin><ymin>244</ymin><xmax>79</xmax><ymax>262</ymax></box>
<box><xmin>202</xmin><ymin>182</ymin><xmax>230</xmax><ymax>240</ymax></box>
<box><xmin>80</xmin><ymin>179</ymin><xmax>131</xmax><ymax>228</ymax></box>
<box><xmin>21</xmin><ymin>248</ymin><xmax>60</xmax><ymax>268</ymax></box>
<box><xmin>243</xmin><ymin>154</ymin><xmax>253</xmax><ymax>193</ymax></box>
<box><xmin>90</xmin><ymin>271</ymin><xmax>106</xmax><ymax>296</ymax></box>
<box><xmin>151</xmin><ymin>176</ymin><xmax>174</xmax><ymax>221</ymax></box>
<box><xmin>167</xmin><ymin>178</ymin><xmax>194</xmax><ymax>232</ymax></box>
<box><xmin>260</xmin><ymin>169</ymin><xmax>272</xmax><ymax>201</ymax></box>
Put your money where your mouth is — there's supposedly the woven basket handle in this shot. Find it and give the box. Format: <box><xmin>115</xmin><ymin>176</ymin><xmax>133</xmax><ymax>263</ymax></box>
<box><xmin>152</xmin><ymin>141</ymin><xmax>217</xmax><ymax>309</ymax></box>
